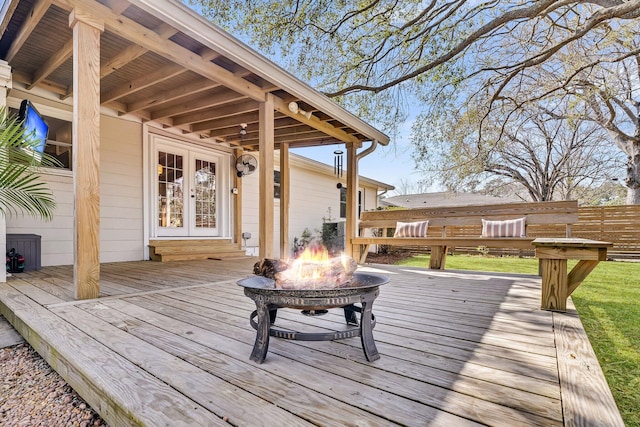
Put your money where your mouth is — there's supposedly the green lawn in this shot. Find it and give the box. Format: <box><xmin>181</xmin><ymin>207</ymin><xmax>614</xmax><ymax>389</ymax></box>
<box><xmin>397</xmin><ymin>254</ymin><xmax>640</xmax><ymax>427</ymax></box>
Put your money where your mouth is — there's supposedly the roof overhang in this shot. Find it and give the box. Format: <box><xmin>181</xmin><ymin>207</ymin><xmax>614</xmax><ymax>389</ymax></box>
<box><xmin>0</xmin><ymin>0</ymin><xmax>390</xmax><ymax>151</ymax></box>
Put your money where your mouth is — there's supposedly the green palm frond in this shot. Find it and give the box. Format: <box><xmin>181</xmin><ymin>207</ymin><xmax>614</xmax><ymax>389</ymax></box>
<box><xmin>0</xmin><ymin>107</ymin><xmax>58</xmax><ymax>221</ymax></box>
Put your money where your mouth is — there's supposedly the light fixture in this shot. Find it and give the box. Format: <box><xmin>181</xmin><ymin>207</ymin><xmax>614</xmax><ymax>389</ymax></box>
<box><xmin>239</xmin><ymin>123</ymin><xmax>247</xmax><ymax>137</ymax></box>
<box><xmin>288</xmin><ymin>101</ymin><xmax>312</xmax><ymax>120</ymax></box>
<box><xmin>157</xmin><ymin>164</ymin><xmax>163</xmax><ymax>175</ymax></box>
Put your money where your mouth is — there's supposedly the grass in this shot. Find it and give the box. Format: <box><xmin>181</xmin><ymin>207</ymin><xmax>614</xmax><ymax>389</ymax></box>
<box><xmin>396</xmin><ymin>254</ymin><xmax>640</xmax><ymax>427</ymax></box>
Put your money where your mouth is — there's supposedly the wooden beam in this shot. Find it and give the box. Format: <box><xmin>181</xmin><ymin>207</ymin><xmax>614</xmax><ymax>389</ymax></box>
<box><xmin>100</xmin><ymin>23</ymin><xmax>178</xmax><ymax>79</ymax></box>
<box><xmin>234</xmin><ymin>148</ymin><xmax>243</xmax><ymax>249</ymax></box>
<box><xmin>150</xmin><ymin>90</ymin><xmax>247</xmax><ymax>120</ymax></box>
<box><xmin>272</xmin><ymin>96</ymin><xmax>361</xmax><ymax>144</ymax></box>
<box><xmin>190</xmin><ymin>112</ymin><xmax>261</xmax><ymax>133</ymax></box>
<box><xmin>104</xmin><ymin>0</ymin><xmax>131</xmax><ymax>15</ymax></box>
<box><xmin>70</xmin><ymin>7</ymin><xmax>103</xmax><ymax>300</ymax></box>
<box><xmin>6</xmin><ymin>0</ymin><xmax>51</xmax><ymax>62</ymax></box>
<box><xmin>101</xmin><ymin>63</ymin><xmax>184</xmax><ymax>104</ymax></box>
<box><xmin>172</xmin><ymin>99</ymin><xmax>258</xmax><ymax>127</ymax></box>
<box><xmin>54</xmin><ymin>0</ymin><xmax>265</xmax><ymax>102</ymax></box>
<box><xmin>27</xmin><ymin>37</ymin><xmax>73</xmax><ymax>90</ymax></box>
<box><xmin>208</xmin><ymin>117</ymin><xmax>299</xmax><ymax>139</ymax></box>
<box><xmin>126</xmin><ymin>78</ymin><xmax>221</xmax><ymax>113</ymax></box>
<box><xmin>100</xmin><ymin>49</ymin><xmax>220</xmax><ymax>106</ymax></box>
<box><xmin>259</xmin><ymin>94</ymin><xmax>275</xmax><ymax>259</ymax></box>
<box><xmin>12</xmin><ymin>71</ymin><xmax>67</xmax><ymax>96</ymax></box>
<box><xmin>279</xmin><ymin>143</ymin><xmax>290</xmax><ymax>257</ymax></box>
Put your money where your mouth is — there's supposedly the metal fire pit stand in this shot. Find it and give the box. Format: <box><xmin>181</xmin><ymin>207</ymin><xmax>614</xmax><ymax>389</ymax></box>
<box><xmin>239</xmin><ymin>274</ymin><xmax>386</xmax><ymax>364</ymax></box>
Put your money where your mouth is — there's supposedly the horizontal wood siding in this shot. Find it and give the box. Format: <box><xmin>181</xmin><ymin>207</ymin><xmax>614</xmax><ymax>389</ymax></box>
<box><xmin>6</xmin><ymin>115</ymin><xmax>143</xmax><ymax>265</ymax></box>
<box><xmin>100</xmin><ymin>115</ymin><xmax>144</xmax><ymax>262</ymax></box>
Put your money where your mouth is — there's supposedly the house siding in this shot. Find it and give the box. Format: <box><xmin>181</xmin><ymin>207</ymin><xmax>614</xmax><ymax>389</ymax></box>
<box><xmin>241</xmin><ymin>153</ymin><xmax>381</xmax><ymax>258</ymax></box>
<box><xmin>6</xmin><ymin>115</ymin><xmax>144</xmax><ymax>266</ymax></box>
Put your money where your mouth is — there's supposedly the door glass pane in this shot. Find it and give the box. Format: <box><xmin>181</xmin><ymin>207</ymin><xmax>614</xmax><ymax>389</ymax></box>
<box><xmin>158</xmin><ymin>151</ymin><xmax>184</xmax><ymax>228</ymax></box>
<box><xmin>194</xmin><ymin>159</ymin><xmax>216</xmax><ymax>229</ymax></box>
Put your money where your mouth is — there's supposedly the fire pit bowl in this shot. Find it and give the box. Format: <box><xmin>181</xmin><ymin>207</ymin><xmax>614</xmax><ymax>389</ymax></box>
<box><xmin>238</xmin><ymin>272</ymin><xmax>389</xmax><ymax>363</ymax></box>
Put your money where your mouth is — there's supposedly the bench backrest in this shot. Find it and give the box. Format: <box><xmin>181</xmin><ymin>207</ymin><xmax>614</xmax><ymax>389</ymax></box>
<box><xmin>359</xmin><ymin>200</ymin><xmax>579</xmax><ymax>237</ymax></box>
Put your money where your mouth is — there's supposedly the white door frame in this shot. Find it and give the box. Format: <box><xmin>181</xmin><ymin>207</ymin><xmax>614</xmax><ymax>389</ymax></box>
<box><xmin>149</xmin><ymin>134</ymin><xmax>231</xmax><ymax>239</ymax></box>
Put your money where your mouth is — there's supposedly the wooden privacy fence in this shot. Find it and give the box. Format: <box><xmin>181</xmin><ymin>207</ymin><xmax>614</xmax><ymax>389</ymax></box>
<box><xmin>372</xmin><ymin>204</ymin><xmax>640</xmax><ymax>259</ymax></box>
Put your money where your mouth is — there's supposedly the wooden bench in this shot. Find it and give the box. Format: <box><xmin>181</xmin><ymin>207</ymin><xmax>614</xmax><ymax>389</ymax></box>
<box><xmin>532</xmin><ymin>238</ymin><xmax>612</xmax><ymax>311</ymax></box>
<box><xmin>351</xmin><ymin>200</ymin><xmax>579</xmax><ymax>269</ymax></box>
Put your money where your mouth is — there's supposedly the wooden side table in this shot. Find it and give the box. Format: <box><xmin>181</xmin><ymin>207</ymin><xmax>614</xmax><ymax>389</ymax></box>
<box><xmin>532</xmin><ymin>238</ymin><xmax>612</xmax><ymax>312</ymax></box>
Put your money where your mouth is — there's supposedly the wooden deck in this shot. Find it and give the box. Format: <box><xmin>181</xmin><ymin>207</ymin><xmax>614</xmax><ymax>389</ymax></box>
<box><xmin>0</xmin><ymin>259</ymin><xmax>623</xmax><ymax>426</ymax></box>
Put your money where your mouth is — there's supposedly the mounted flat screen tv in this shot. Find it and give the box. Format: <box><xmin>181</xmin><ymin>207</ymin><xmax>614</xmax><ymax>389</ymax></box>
<box><xmin>18</xmin><ymin>99</ymin><xmax>49</xmax><ymax>158</ymax></box>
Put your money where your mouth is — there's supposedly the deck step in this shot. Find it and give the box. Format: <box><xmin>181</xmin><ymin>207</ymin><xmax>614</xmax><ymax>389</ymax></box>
<box><xmin>148</xmin><ymin>239</ymin><xmax>248</xmax><ymax>262</ymax></box>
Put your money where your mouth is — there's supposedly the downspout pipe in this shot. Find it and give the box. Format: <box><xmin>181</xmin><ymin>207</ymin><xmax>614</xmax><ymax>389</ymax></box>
<box><xmin>356</xmin><ymin>140</ymin><xmax>378</xmax><ymax>161</ymax></box>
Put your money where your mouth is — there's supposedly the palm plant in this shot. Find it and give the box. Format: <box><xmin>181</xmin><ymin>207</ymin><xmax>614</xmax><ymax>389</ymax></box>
<box><xmin>0</xmin><ymin>107</ymin><xmax>57</xmax><ymax>221</ymax></box>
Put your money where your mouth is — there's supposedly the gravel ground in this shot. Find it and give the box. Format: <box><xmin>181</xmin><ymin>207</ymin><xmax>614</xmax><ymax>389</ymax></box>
<box><xmin>0</xmin><ymin>343</ymin><xmax>108</xmax><ymax>427</ymax></box>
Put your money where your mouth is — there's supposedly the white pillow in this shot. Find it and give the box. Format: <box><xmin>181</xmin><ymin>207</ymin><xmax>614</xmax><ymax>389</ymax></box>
<box><xmin>481</xmin><ymin>217</ymin><xmax>526</xmax><ymax>237</ymax></box>
<box><xmin>394</xmin><ymin>221</ymin><xmax>429</xmax><ymax>237</ymax></box>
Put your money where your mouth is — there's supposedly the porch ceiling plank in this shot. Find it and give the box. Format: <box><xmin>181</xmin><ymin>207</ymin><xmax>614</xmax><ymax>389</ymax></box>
<box><xmin>125</xmin><ymin>77</ymin><xmax>221</xmax><ymax>113</ymax></box>
<box><xmin>272</xmin><ymin>96</ymin><xmax>360</xmax><ymax>145</ymax></box>
<box><xmin>5</xmin><ymin>0</ymin><xmax>52</xmax><ymax>63</ymax></box>
<box><xmin>150</xmin><ymin>89</ymin><xmax>247</xmax><ymax>121</ymax></box>
<box><xmin>101</xmin><ymin>62</ymin><xmax>184</xmax><ymax>104</ymax></box>
<box><xmin>190</xmin><ymin>111</ymin><xmax>261</xmax><ymax>133</ymax></box>
<box><xmin>53</xmin><ymin>0</ymin><xmax>266</xmax><ymax>102</ymax></box>
<box><xmin>171</xmin><ymin>99</ymin><xmax>258</xmax><ymax>127</ymax></box>
<box><xmin>26</xmin><ymin>36</ymin><xmax>72</xmax><ymax>90</ymax></box>
<box><xmin>239</xmin><ymin>130</ymin><xmax>334</xmax><ymax>147</ymax></box>
<box><xmin>12</xmin><ymin>69</ymin><xmax>68</xmax><ymax>96</ymax></box>
<box><xmin>100</xmin><ymin>48</ymin><xmax>220</xmax><ymax>107</ymax></box>
<box><xmin>274</xmin><ymin>132</ymin><xmax>335</xmax><ymax>144</ymax></box>
<box><xmin>100</xmin><ymin>23</ymin><xmax>178</xmax><ymax>79</ymax></box>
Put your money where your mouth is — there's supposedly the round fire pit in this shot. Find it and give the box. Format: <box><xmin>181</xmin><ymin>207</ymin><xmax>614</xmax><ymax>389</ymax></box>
<box><xmin>237</xmin><ymin>272</ymin><xmax>389</xmax><ymax>363</ymax></box>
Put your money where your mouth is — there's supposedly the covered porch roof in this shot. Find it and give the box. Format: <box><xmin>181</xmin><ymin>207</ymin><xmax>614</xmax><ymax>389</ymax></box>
<box><xmin>0</xmin><ymin>0</ymin><xmax>390</xmax><ymax>149</ymax></box>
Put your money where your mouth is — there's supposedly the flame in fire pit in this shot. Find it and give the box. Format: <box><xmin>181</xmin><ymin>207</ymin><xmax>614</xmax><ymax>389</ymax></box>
<box><xmin>253</xmin><ymin>245</ymin><xmax>358</xmax><ymax>290</ymax></box>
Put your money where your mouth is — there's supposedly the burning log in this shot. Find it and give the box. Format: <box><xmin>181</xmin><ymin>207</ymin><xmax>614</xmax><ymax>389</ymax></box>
<box><xmin>253</xmin><ymin>258</ymin><xmax>289</xmax><ymax>279</ymax></box>
<box><xmin>253</xmin><ymin>252</ymin><xmax>358</xmax><ymax>289</ymax></box>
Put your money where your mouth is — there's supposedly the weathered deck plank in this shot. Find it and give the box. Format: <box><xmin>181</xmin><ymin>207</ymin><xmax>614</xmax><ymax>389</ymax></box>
<box><xmin>0</xmin><ymin>259</ymin><xmax>623</xmax><ymax>426</ymax></box>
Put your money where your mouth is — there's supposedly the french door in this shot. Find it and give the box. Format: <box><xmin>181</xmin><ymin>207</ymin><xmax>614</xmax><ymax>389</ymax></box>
<box><xmin>156</xmin><ymin>143</ymin><xmax>222</xmax><ymax>237</ymax></box>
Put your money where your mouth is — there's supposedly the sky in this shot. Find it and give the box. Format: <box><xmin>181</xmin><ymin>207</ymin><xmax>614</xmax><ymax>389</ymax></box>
<box><xmin>180</xmin><ymin>1</ymin><xmax>433</xmax><ymax>195</ymax></box>
<box><xmin>290</xmin><ymin>122</ymin><xmax>424</xmax><ymax>193</ymax></box>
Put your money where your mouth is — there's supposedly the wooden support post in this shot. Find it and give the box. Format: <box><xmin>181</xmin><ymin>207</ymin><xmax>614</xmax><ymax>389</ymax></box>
<box><xmin>70</xmin><ymin>9</ymin><xmax>103</xmax><ymax>300</ymax></box>
<box><xmin>429</xmin><ymin>246</ymin><xmax>448</xmax><ymax>270</ymax></box>
<box><xmin>345</xmin><ymin>143</ymin><xmax>358</xmax><ymax>258</ymax></box>
<box><xmin>233</xmin><ymin>148</ymin><xmax>243</xmax><ymax>249</ymax></box>
<box><xmin>540</xmin><ymin>258</ymin><xmax>568</xmax><ymax>311</ymax></box>
<box><xmin>279</xmin><ymin>143</ymin><xmax>290</xmax><ymax>258</ymax></box>
<box><xmin>258</xmin><ymin>94</ymin><xmax>275</xmax><ymax>259</ymax></box>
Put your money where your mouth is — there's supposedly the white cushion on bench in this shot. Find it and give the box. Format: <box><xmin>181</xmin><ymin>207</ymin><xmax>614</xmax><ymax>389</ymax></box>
<box><xmin>482</xmin><ymin>217</ymin><xmax>526</xmax><ymax>237</ymax></box>
<box><xmin>394</xmin><ymin>221</ymin><xmax>429</xmax><ymax>237</ymax></box>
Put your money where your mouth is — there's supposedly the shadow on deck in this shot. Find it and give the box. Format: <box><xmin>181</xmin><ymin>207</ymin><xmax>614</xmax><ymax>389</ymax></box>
<box><xmin>0</xmin><ymin>259</ymin><xmax>623</xmax><ymax>426</ymax></box>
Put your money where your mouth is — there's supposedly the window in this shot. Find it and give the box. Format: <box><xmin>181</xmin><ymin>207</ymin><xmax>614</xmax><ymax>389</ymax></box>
<box><xmin>339</xmin><ymin>188</ymin><xmax>362</xmax><ymax>218</ymax></box>
<box><xmin>274</xmin><ymin>170</ymin><xmax>281</xmax><ymax>199</ymax></box>
<box><xmin>9</xmin><ymin>107</ymin><xmax>72</xmax><ymax>170</ymax></box>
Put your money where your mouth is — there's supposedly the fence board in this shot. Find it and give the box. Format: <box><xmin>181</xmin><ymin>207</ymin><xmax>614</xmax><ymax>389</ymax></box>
<box><xmin>379</xmin><ymin>205</ymin><xmax>640</xmax><ymax>258</ymax></box>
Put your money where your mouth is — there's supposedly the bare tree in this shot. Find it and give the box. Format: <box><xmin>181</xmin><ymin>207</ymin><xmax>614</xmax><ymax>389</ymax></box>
<box><xmin>412</xmin><ymin>102</ymin><xmax>623</xmax><ymax>202</ymax></box>
<box><xmin>186</xmin><ymin>0</ymin><xmax>640</xmax><ymax>201</ymax></box>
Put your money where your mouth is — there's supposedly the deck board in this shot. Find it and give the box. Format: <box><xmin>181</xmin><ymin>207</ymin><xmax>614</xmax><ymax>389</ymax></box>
<box><xmin>0</xmin><ymin>259</ymin><xmax>624</xmax><ymax>426</ymax></box>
